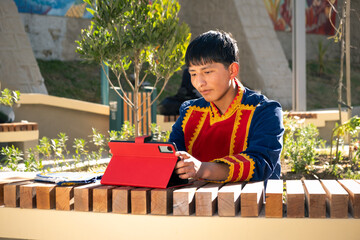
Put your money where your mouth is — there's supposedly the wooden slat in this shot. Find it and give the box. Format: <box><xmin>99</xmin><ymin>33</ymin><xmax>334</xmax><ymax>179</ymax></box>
<box><xmin>131</xmin><ymin>188</ymin><xmax>151</xmax><ymax>215</ymax></box>
<box><xmin>56</xmin><ymin>186</ymin><xmax>74</xmax><ymax>211</ymax></box>
<box><xmin>124</xmin><ymin>92</ymin><xmax>129</xmax><ymax>123</ymax></box>
<box><xmin>147</xmin><ymin>92</ymin><xmax>151</xmax><ymax>135</ymax></box>
<box><xmin>195</xmin><ymin>183</ymin><xmax>222</xmax><ymax>216</ymax></box>
<box><xmin>93</xmin><ymin>185</ymin><xmax>115</xmax><ymax>213</ymax></box>
<box><xmin>20</xmin><ymin>183</ymin><xmax>38</xmax><ymax>209</ymax></box>
<box><xmin>320</xmin><ymin>180</ymin><xmax>349</xmax><ymax>218</ymax></box>
<box><xmin>338</xmin><ymin>180</ymin><xmax>360</xmax><ymax>218</ymax></box>
<box><xmin>112</xmin><ymin>186</ymin><xmax>135</xmax><ymax>214</ymax></box>
<box><xmin>0</xmin><ymin>181</ymin><xmax>4</xmax><ymax>205</ymax></box>
<box><xmin>4</xmin><ymin>181</ymin><xmax>33</xmax><ymax>208</ymax></box>
<box><xmin>303</xmin><ymin>180</ymin><xmax>326</xmax><ymax>218</ymax></box>
<box><xmin>173</xmin><ymin>181</ymin><xmax>207</xmax><ymax>216</ymax></box>
<box><xmin>151</xmin><ymin>188</ymin><xmax>174</xmax><ymax>215</ymax></box>
<box><xmin>141</xmin><ymin>92</ymin><xmax>146</xmax><ymax>135</ymax></box>
<box><xmin>0</xmin><ymin>122</ymin><xmax>38</xmax><ymax>132</ymax></box>
<box><xmin>241</xmin><ymin>181</ymin><xmax>264</xmax><ymax>217</ymax></box>
<box><xmin>286</xmin><ymin>180</ymin><xmax>305</xmax><ymax>218</ymax></box>
<box><xmin>265</xmin><ymin>180</ymin><xmax>283</xmax><ymax>218</ymax></box>
<box><xmin>128</xmin><ymin>92</ymin><xmax>133</xmax><ymax>124</ymax></box>
<box><xmin>36</xmin><ymin>184</ymin><xmax>56</xmax><ymax>210</ymax></box>
<box><xmin>0</xmin><ymin>178</ymin><xmax>33</xmax><ymax>205</ymax></box>
<box><xmin>74</xmin><ymin>182</ymin><xmax>102</xmax><ymax>212</ymax></box>
<box><xmin>218</xmin><ymin>182</ymin><xmax>243</xmax><ymax>217</ymax></box>
<box><xmin>164</xmin><ymin>115</ymin><xmax>179</xmax><ymax>122</ymax></box>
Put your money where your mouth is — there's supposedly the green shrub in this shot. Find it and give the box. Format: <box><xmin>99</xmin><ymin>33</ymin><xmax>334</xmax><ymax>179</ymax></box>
<box><xmin>282</xmin><ymin>115</ymin><xmax>325</xmax><ymax>174</ymax></box>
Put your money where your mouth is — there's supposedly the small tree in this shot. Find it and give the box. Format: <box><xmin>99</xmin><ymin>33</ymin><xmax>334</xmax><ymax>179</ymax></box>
<box><xmin>76</xmin><ymin>0</ymin><xmax>191</xmax><ymax>136</ymax></box>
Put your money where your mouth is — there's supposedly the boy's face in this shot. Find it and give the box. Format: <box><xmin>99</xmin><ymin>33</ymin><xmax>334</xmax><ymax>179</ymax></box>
<box><xmin>188</xmin><ymin>61</ymin><xmax>239</xmax><ymax>108</ymax></box>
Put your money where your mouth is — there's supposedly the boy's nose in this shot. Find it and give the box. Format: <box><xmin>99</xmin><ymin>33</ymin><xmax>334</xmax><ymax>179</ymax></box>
<box><xmin>194</xmin><ymin>76</ymin><xmax>206</xmax><ymax>89</ymax></box>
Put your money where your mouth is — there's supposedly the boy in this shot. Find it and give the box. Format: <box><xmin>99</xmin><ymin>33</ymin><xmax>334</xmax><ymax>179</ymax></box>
<box><xmin>170</xmin><ymin>30</ymin><xmax>284</xmax><ymax>183</ymax></box>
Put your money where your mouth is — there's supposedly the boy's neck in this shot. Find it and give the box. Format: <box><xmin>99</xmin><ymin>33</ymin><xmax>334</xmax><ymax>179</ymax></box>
<box><xmin>212</xmin><ymin>80</ymin><xmax>238</xmax><ymax>115</ymax></box>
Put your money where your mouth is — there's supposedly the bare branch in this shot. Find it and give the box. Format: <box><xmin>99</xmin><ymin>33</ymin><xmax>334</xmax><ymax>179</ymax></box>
<box><xmin>139</xmin><ymin>72</ymin><xmax>149</xmax><ymax>87</ymax></box>
<box><xmin>150</xmin><ymin>76</ymin><xmax>171</xmax><ymax>106</ymax></box>
<box><xmin>138</xmin><ymin>75</ymin><xmax>161</xmax><ymax>108</ymax></box>
<box><xmin>120</xmin><ymin>59</ymin><xmax>135</xmax><ymax>91</ymax></box>
<box><xmin>101</xmin><ymin>63</ymin><xmax>134</xmax><ymax>108</ymax></box>
<box><xmin>327</xmin><ymin>0</ymin><xmax>343</xmax><ymax>41</ymax></box>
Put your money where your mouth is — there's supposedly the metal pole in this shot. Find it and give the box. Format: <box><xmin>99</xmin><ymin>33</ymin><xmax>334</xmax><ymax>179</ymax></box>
<box><xmin>346</xmin><ymin>0</ymin><xmax>351</xmax><ymax>120</ymax></box>
<box><xmin>101</xmin><ymin>61</ymin><xmax>109</xmax><ymax>105</ymax></box>
<box><xmin>292</xmin><ymin>0</ymin><xmax>306</xmax><ymax>111</ymax></box>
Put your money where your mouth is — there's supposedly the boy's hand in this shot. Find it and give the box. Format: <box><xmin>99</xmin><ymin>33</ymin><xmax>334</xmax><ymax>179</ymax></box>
<box><xmin>175</xmin><ymin>151</ymin><xmax>202</xmax><ymax>179</ymax></box>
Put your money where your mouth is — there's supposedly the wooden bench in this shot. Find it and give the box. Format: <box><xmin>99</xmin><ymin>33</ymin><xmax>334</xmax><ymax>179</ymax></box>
<box><xmin>0</xmin><ymin>122</ymin><xmax>39</xmax><ymax>153</ymax></box>
<box><xmin>163</xmin><ymin>115</ymin><xmax>179</xmax><ymax>122</ymax></box>
<box><xmin>0</xmin><ymin>177</ymin><xmax>359</xmax><ymax>239</ymax></box>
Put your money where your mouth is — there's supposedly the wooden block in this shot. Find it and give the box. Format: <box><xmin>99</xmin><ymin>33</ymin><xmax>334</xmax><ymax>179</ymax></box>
<box><xmin>265</xmin><ymin>179</ymin><xmax>283</xmax><ymax>218</ymax></box>
<box><xmin>338</xmin><ymin>180</ymin><xmax>360</xmax><ymax>218</ymax></box>
<box><xmin>112</xmin><ymin>186</ymin><xmax>134</xmax><ymax>214</ymax></box>
<box><xmin>218</xmin><ymin>182</ymin><xmax>243</xmax><ymax>217</ymax></box>
<box><xmin>0</xmin><ymin>182</ymin><xmax>4</xmax><ymax>206</ymax></box>
<box><xmin>20</xmin><ymin>183</ymin><xmax>38</xmax><ymax>209</ymax></box>
<box><xmin>0</xmin><ymin>176</ymin><xmax>34</xmax><ymax>182</ymax></box>
<box><xmin>93</xmin><ymin>185</ymin><xmax>115</xmax><ymax>213</ymax></box>
<box><xmin>36</xmin><ymin>184</ymin><xmax>56</xmax><ymax>209</ymax></box>
<box><xmin>195</xmin><ymin>183</ymin><xmax>222</xmax><ymax>216</ymax></box>
<box><xmin>286</xmin><ymin>180</ymin><xmax>305</xmax><ymax>218</ymax></box>
<box><xmin>151</xmin><ymin>188</ymin><xmax>174</xmax><ymax>215</ymax></box>
<box><xmin>321</xmin><ymin>180</ymin><xmax>349</xmax><ymax>218</ymax></box>
<box><xmin>303</xmin><ymin>180</ymin><xmax>326</xmax><ymax>218</ymax></box>
<box><xmin>74</xmin><ymin>182</ymin><xmax>102</xmax><ymax>212</ymax></box>
<box><xmin>0</xmin><ymin>178</ymin><xmax>35</xmax><ymax>205</ymax></box>
<box><xmin>4</xmin><ymin>181</ymin><xmax>33</xmax><ymax>207</ymax></box>
<box><xmin>56</xmin><ymin>186</ymin><xmax>74</xmax><ymax>211</ymax></box>
<box><xmin>131</xmin><ymin>188</ymin><xmax>151</xmax><ymax>215</ymax></box>
<box><xmin>14</xmin><ymin>124</ymin><xmax>21</xmax><ymax>131</ymax></box>
<box><xmin>241</xmin><ymin>181</ymin><xmax>264</xmax><ymax>217</ymax></box>
<box><xmin>173</xmin><ymin>181</ymin><xmax>207</xmax><ymax>216</ymax></box>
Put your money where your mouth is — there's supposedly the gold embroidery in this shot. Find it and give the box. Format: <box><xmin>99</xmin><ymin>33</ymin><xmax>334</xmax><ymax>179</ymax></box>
<box><xmin>181</xmin><ymin>107</ymin><xmax>193</xmax><ymax>134</ymax></box>
<box><xmin>240</xmin><ymin>154</ymin><xmax>255</xmax><ymax>181</ymax></box>
<box><xmin>209</xmin><ymin>80</ymin><xmax>245</xmax><ymax>125</ymax></box>
<box><xmin>187</xmin><ymin>107</ymin><xmax>209</xmax><ymax>155</ymax></box>
<box><xmin>243</xmin><ymin>104</ymin><xmax>257</xmax><ymax>151</ymax></box>
<box><xmin>229</xmin><ymin>110</ymin><xmax>243</xmax><ymax>155</ymax></box>
<box><xmin>228</xmin><ymin>155</ymin><xmax>243</xmax><ymax>182</ymax></box>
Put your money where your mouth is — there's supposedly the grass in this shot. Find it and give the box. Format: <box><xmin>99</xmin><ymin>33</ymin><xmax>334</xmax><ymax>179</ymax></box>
<box><xmin>306</xmin><ymin>60</ymin><xmax>360</xmax><ymax>110</ymax></box>
<box><xmin>37</xmin><ymin>59</ymin><xmax>360</xmax><ymax>110</ymax></box>
<box><xmin>37</xmin><ymin>60</ymin><xmax>101</xmax><ymax>103</ymax></box>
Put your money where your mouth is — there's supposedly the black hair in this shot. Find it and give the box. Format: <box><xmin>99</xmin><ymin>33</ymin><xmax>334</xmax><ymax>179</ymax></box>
<box><xmin>185</xmin><ymin>30</ymin><xmax>239</xmax><ymax>68</ymax></box>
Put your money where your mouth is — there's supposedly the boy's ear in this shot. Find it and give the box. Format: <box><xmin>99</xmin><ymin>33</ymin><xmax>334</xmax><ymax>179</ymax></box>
<box><xmin>229</xmin><ymin>62</ymin><xmax>239</xmax><ymax>79</ymax></box>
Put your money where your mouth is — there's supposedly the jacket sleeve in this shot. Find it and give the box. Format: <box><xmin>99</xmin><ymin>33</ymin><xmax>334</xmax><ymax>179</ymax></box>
<box><xmin>210</xmin><ymin>100</ymin><xmax>284</xmax><ymax>182</ymax></box>
<box><xmin>168</xmin><ymin>100</ymin><xmax>192</xmax><ymax>151</ymax></box>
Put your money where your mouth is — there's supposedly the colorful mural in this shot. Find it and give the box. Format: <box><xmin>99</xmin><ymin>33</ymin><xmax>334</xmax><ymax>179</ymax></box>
<box><xmin>264</xmin><ymin>0</ymin><xmax>337</xmax><ymax>35</ymax></box>
<box><xmin>14</xmin><ymin>0</ymin><xmax>92</xmax><ymax>18</ymax></box>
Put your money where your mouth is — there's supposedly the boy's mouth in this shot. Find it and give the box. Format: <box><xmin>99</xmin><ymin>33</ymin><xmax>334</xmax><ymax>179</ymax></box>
<box><xmin>200</xmin><ymin>89</ymin><xmax>211</xmax><ymax>95</ymax></box>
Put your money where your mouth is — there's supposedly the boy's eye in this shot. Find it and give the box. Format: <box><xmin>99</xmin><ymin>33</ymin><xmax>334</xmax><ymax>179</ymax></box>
<box><xmin>190</xmin><ymin>73</ymin><xmax>197</xmax><ymax>77</ymax></box>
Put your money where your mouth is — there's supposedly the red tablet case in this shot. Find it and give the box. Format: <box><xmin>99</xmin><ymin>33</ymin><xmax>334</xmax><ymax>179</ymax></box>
<box><xmin>101</xmin><ymin>136</ymin><xmax>188</xmax><ymax>189</ymax></box>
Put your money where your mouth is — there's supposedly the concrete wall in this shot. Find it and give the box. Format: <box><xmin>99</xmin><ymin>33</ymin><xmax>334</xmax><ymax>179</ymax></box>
<box><xmin>0</xmin><ymin>0</ymin><xmax>47</xmax><ymax>94</ymax></box>
<box><xmin>20</xmin><ymin>13</ymin><xmax>91</xmax><ymax>61</ymax></box>
<box><xmin>14</xmin><ymin>94</ymin><xmax>109</xmax><ymax>153</ymax></box>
